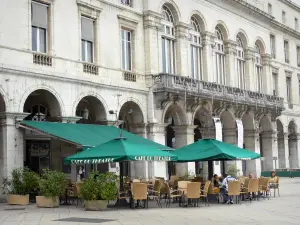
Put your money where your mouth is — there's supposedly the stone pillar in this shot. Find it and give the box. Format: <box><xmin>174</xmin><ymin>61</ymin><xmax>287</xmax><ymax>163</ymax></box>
<box><xmin>130</xmin><ymin>124</ymin><xmax>148</xmax><ymax>179</ymax></box>
<box><xmin>278</xmin><ymin>132</ymin><xmax>289</xmax><ymax>169</ymax></box>
<box><xmin>172</xmin><ymin>125</ymin><xmax>197</xmax><ymax>177</ymax></box>
<box><xmin>143</xmin><ymin>11</ymin><xmax>163</xmax><ymax>75</ymax></box>
<box><xmin>288</xmin><ymin>134</ymin><xmax>299</xmax><ymax>168</ymax></box>
<box><xmin>261</xmin><ymin>131</ymin><xmax>278</xmax><ymax>171</ymax></box>
<box><xmin>147</xmin><ymin>123</ymin><xmax>168</xmax><ymax>179</ymax></box>
<box><xmin>262</xmin><ymin>54</ymin><xmax>272</xmax><ymax>95</ymax></box>
<box><xmin>175</xmin><ymin>22</ymin><xmax>191</xmax><ymax>76</ymax></box>
<box><xmin>201</xmin><ymin>32</ymin><xmax>216</xmax><ymax>82</ymax></box>
<box><xmin>223</xmin><ymin>128</ymin><xmax>242</xmax><ymax>175</ymax></box>
<box><xmin>244</xmin><ymin>130</ymin><xmax>261</xmax><ymax>177</ymax></box>
<box><xmin>245</xmin><ymin>48</ymin><xmax>256</xmax><ymax>91</ymax></box>
<box><xmin>224</xmin><ymin>40</ymin><xmax>237</xmax><ymax>86</ymax></box>
<box><xmin>0</xmin><ymin>113</ymin><xmax>28</xmax><ymax>191</ymax></box>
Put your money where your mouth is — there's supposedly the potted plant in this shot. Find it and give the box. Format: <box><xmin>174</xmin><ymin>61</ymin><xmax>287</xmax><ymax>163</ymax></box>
<box><xmin>226</xmin><ymin>164</ymin><xmax>240</xmax><ymax>177</ymax></box>
<box><xmin>36</xmin><ymin>169</ymin><xmax>66</xmax><ymax>208</ymax></box>
<box><xmin>4</xmin><ymin>168</ymin><xmax>39</xmax><ymax>205</ymax></box>
<box><xmin>80</xmin><ymin>172</ymin><xmax>117</xmax><ymax>211</ymax></box>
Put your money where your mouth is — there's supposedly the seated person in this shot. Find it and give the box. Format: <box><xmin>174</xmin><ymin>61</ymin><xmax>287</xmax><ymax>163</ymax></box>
<box><xmin>212</xmin><ymin>174</ymin><xmax>221</xmax><ymax>193</ymax></box>
<box><xmin>249</xmin><ymin>173</ymin><xmax>253</xmax><ymax>179</ymax></box>
<box><xmin>220</xmin><ymin>173</ymin><xmax>236</xmax><ymax>204</ymax></box>
<box><xmin>269</xmin><ymin>171</ymin><xmax>278</xmax><ymax>188</ymax></box>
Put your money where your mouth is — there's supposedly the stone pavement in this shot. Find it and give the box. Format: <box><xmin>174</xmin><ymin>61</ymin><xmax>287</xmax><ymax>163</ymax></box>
<box><xmin>0</xmin><ymin>178</ymin><xmax>299</xmax><ymax>225</ymax></box>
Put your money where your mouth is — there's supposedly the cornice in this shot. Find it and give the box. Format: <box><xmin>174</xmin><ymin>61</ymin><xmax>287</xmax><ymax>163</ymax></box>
<box><xmin>278</xmin><ymin>0</ymin><xmax>300</xmax><ymax>14</ymax></box>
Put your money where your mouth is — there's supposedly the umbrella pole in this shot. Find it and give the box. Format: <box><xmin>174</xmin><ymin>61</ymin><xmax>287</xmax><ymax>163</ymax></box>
<box><xmin>114</xmin><ymin>161</ymin><xmax>129</xmax><ymax>208</ymax></box>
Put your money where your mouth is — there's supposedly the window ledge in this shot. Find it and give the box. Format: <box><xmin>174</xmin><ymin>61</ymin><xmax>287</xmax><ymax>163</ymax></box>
<box><xmin>123</xmin><ymin>71</ymin><xmax>137</xmax><ymax>82</ymax></box>
<box><xmin>33</xmin><ymin>53</ymin><xmax>52</xmax><ymax>66</ymax></box>
<box><xmin>83</xmin><ymin>62</ymin><xmax>98</xmax><ymax>75</ymax></box>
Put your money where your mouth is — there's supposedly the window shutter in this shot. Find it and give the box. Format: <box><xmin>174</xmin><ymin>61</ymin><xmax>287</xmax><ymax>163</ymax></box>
<box><xmin>32</xmin><ymin>2</ymin><xmax>48</xmax><ymax>29</ymax></box>
<box><xmin>81</xmin><ymin>17</ymin><xmax>94</xmax><ymax>42</ymax></box>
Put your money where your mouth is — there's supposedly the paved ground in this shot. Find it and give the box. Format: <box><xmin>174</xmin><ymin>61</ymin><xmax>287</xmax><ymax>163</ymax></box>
<box><xmin>0</xmin><ymin>178</ymin><xmax>299</xmax><ymax>225</ymax></box>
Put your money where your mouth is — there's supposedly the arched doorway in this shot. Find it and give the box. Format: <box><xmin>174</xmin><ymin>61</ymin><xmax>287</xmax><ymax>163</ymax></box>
<box><xmin>23</xmin><ymin>89</ymin><xmax>62</xmax><ymax>173</ymax></box>
<box><xmin>288</xmin><ymin>120</ymin><xmax>298</xmax><ymax>169</ymax></box>
<box><xmin>75</xmin><ymin>96</ymin><xmax>107</xmax><ymax>124</ymax></box>
<box><xmin>118</xmin><ymin>101</ymin><xmax>144</xmax><ymax>178</ymax></box>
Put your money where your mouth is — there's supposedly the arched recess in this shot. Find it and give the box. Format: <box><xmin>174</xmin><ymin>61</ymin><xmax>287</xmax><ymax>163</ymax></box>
<box><xmin>277</xmin><ymin>119</ymin><xmax>286</xmax><ymax>169</ymax></box>
<box><xmin>254</xmin><ymin>38</ymin><xmax>266</xmax><ymax>55</ymax></box>
<box><xmin>190</xmin><ymin>11</ymin><xmax>207</xmax><ymax>31</ymax></box>
<box><xmin>23</xmin><ymin>89</ymin><xmax>62</xmax><ymax>121</ymax></box>
<box><xmin>194</xmin><ymin>107</ymin><xmax>214</xmax><ymax>139</ymax></box>
<box><xmin>288</xmin><ymin>120</ymin><xmax>298</xmax><ymax>168</ymax></box>
<box><xmin>235</xmin><ymin>29</ymin><xmax>249</xmax><ymax>48</ymax></box>
<box><xmin>0</xmin><ymin>92</ymin><xmax>6</xmax><ymax>113</ymax></box>
<box><xmin>75</xmin><ymin>96</ymin><xmax>107</xmax><ymax>124</ymax></box>
<box><xmin>118</xmin><ymin>101</ymin><xmax>144</xmax><ymax>131</ymax></box>
<box><xmin>159</xmin><ymin>0</ymin><xmax>181</xmax><ymax>22</ymax></box>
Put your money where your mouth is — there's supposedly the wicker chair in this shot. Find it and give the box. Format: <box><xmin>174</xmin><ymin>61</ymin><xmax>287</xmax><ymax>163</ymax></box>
<box><xmin>259</xmin><ymin>178</ymin><xmax>270</xmax><ymax>200</ymax></box>
<box><xmin>165</xmin><ymin>182</ymin><xmax>182</xmax><ymax>208</ymax></box>
<box><xmin>200</xmin><ymin>181</ymin><xmax>211</xmax><ymax>206</ymax></box>
<box><xmin>131</xmin><ymin>183</ymin><xmax>148</xmax><ymax>209</ymax></box>
<box><xmin>269</xmin><ymin>176</ymin><xmax>280</xmax><ymax>197</ymax></box>
<box><xmin>185</xmin><ymin>182</ymin><xmax>201</xmax><ymax>207</ymax></box>
<box><xmin>228</xmin><ymin>181</ymin><xmax>241</xmax><ymax>204</ymax></box>
<box><xmin>148</xmin><ymin>180</ymin><xmax>162</xmax><ymax>207</ymax></box>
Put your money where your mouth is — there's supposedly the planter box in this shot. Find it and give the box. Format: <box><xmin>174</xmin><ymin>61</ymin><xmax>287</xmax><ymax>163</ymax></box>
<box><xmin>84</xmin><ymin>200</ymin><xmax>107</xmax><ymax>211</ymax></box>
<box><xmin>7</xmin><ymin>194</ymin><xmax>29</xmax><ymax>205</ymax></box>
<box><xmin>36</xmin><ymin>196</ymin><xmax>59</xmax><ymax>208</ymax></box>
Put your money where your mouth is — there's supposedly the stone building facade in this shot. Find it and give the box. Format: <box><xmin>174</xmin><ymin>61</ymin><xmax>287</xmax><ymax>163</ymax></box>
<box><xmin>0</xmin><ymin>0</ymin><xmax>300</xmax><ymax>184</ymax></box>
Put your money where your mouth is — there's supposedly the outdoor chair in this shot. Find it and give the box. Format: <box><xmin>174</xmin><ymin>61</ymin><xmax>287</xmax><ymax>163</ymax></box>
<box><xmin>165</xmin><ymin>182</ymin><xmax>182</xmax><ymax>208</ymax></box>
<box><xmin>132</xmin><ymin>179</ymin><xmax>141</xmax><ymax>183</ymax></box>
<box><xmin>131</xmin><ymin>183</ymin><xmax>148</xmax><ymax>209</ymax></box>
<box><xmin>185</xmin><ymin>182</ymin><xmax>201</xmax><ymax>207</ymax></box>
<box><xmin>200</xmin><ymin>180</ymin><xmax>211</xmax><ymax>206</ymax></box>
<box><xmin>240</xmin><ymin>178</ymin><xmax>250</xmax><ymax>200</ymax></box>
<box><xmin>259</xmin><ymin>178</ymin><xmax>270</xmax><ymax>200</ymax></box>
<box><xmin>242</xmin><ymin>178</ymin><xmax>259</xmax><ymax>202</ymax></box>
<box><xmin>269</xmin><ymin>177</ymin><xmax>280</xmax><ymax>197</ymax></box>
<box><xmin>147</xmin><ymin>180</ymin><xmax>162</xmax><ymax>207</ymax></box>
<box><xmin>228</xmin><ymin>181</ymin><xmax>241</xmax><ymax>204</ymax></box>
<box><xmin>178</xmin><ymin>181</ymin><xmax>190</xmax><ymax>194</ymax></box>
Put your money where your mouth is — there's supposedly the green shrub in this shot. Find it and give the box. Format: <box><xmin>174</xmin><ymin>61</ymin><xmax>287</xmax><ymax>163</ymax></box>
<box><xmin>39</xmin><ymin>169</ymin><xmax>66</xmax><ymax>198</ymax></box>
<box><xmin>226</xmin><ymin>164</ymin><xmax>240</xmax><ymax>177</ymax></box>
<box><xmin>79</xmin><ymin>172</ymin><xmax>117</xmax><ymax>201</ymax></box>
<box><xmin>3</xmin><ymin>168</ymin><xmax>39</xmax><ymax>195</ymax></box>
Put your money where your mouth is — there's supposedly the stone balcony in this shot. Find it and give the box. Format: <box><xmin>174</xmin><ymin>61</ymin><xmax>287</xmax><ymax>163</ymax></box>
<box><xmin>148</xmin><ymin>73</ymin><xmax>284</xmax><ymax>110</ymax></box>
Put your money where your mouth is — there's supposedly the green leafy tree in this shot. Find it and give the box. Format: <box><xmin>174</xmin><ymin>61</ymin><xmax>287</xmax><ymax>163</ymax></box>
<box><xmin>226</xmin><ymin>164</ymin><xmax>240</xmax><ymax>177</ymax></box>
<box><xmin>39</xmin><ymin>169</ymin><xmax>66</xmax><ymax>198</ymax></box>
<box><xmin>80</xmin><ymin>172</ymin><xmax>117</xmax><ymax>201</ymax></box>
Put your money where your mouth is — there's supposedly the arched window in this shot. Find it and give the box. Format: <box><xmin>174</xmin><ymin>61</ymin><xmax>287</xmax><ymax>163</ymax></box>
<box><xmin>255</xmin><ymin>43</ymin><xmax>263</xmax><ymax>92</ymax></box>
<box><xmin>215</xmin><ymin>27</ymin><xmax>226</xmax><ymax>85</ymax></box>
<box><xmin>190</xmin><ymin>16</ymin><xmax>202</xmax><ymax>80</ymax></box>
<box><xmin>161</xmin><ymin>5</ymin><xmax>176</xmax><ymax>74</ymax></box>
<box><xmin>236</xmin><ymin>35</ymin><xmax>245</xmax><ymax>89</ymax></box>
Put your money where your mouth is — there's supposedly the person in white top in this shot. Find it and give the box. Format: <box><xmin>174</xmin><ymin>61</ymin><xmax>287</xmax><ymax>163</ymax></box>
<box><xmin>221</xmin><ymin>173</ymin><xmax>236</xmax><ymax>204</ymax></box>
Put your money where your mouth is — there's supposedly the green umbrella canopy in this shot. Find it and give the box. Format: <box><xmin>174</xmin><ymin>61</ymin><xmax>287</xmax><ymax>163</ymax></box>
<box><xmin>174</xmin><ymin>139</ymin><xmax>260</xmax><ymax>162</ymax></box>
<box><xmin>64</xmin><ymin>137</ymin><xmax>177</xmax><ymax>164</ymax></box>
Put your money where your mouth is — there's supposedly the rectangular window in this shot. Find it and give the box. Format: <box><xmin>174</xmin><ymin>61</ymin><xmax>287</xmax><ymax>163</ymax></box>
<box><xmin>268</xmin><ymin>3</ymin><xmax>272</xmax><ymax>15</ymax></box>
<box><xmin>295</xmin><ymin>18</ymin><xmax>299</xmax><ymax>30</ymax></box>
<box><xmin>286</xmin><ymin>76</ymin><xmax>292</xmax><ymax>102</ymax></box>
<box><xmin>81</xmin><ymin>17</ymin><xmax>94</xmax><ymax>63</ymax></box>
<box><xmin>121</xmin><ymin>29</ymin><xmax>132</xmax><ymax>71</ymax></box>
<box><xmin>190</xmin><ymin>45</ymin><xmax>202</xmax><ymax>80</ymax></box>
<box><xmin>31</xmin><ymin>1</ymin><xmax>48</xmax><ymax>53</ymax></box>
<box><xmin>297</xmin><ymin>46</ymin><xmax>300</xmax><ymax>67</ymax></box>
<box><xmin>284</xmin><ymin>40</ymin><xmax>289</xmax><ymax>63</ymax></box>
<box><xmin>256</xmin><ymin>66</ymin><xmax>262</xmax><ymax>92</ymax></box>
<box><xmin>162</xmin><ymin>37</ymin><xmax>175</xmax><ymax>74</ymax></box>
<box><xmin>272</xmin><ymin>73</ymin><xmax>278</xmax><ymax>96</ymax></box>
<box><xmin>270</xmin><ymin>34</ymin><xmax>276</xmax><ymax>59</ymax></box>
<box><xmin>282</xmin><ymin>11</ymin><xmax>286</xmax><ymax>24</ymax></box>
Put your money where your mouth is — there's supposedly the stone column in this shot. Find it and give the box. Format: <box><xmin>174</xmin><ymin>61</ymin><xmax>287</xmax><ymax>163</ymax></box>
<box><xmin>244</xmin><ymin>47</ymin><xmax>256</xmax><ymax>91</ymax></box>
<box><xmin>175</xmin><ymin>22</ymin><xmax>191</xmax><ymax>76</ymax></box>
<box><xmin>130</xmin><ymin>124</ymin><xmax>148</xmax><ymax>179</ymax></box>
<box><xmin>201</xmin><ymin>32</ymin><xmax>216</xmax><ymax>82</ymax></box>
<box><xmin>224</xmin><ymin>40</ymin><xmax>237</xmax><ymax>86</ymax></box>
<box><xmin>278</xmin><ymin>132</ymin><xmax>289</xmax><ymax>169</ymax></box>
<box><xmin>147</xmin><ymin>123</ymin><xmax>168</xmax><ymax>179</ymax></box>
<box><xmin>289</xmin><ymin>134</ymin><xmax>299</xmax><ymax>169</ymax></box>
<box><xmin>262</xmin><ymin>54</ymin><xmax>272</xmax><ymax>95</ymax></box>
<box><xmin>244</xmin><ymin>130</ymin><xmax>261</xmax><ymax>177</ymax></box>
<box><xmin>143</xmin><ymin>11</ymin><xmax>163</xmax><ymax>75</ymax></box>
<box><xmin>0</xmin><ymin>113</ymin><xmax>28</xmax><ymax>190</ymax></box>
<box><xmin>261</xmin><ymin>131</ymin><xmax>278</xmax><ymax>171</ymax></box>
<box><xmin>172</xmin><ymin>125</ymin><xmax>197</xmax><ymax>177</ymax></box>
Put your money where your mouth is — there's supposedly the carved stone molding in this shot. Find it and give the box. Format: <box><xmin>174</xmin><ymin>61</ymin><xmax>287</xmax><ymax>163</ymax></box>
<box><xmin>234</xmin><ymin>105</ymin><xmax>248</xmax><ymax>119</ymax></box>
<box><xmin>175</xmin><ymin>22</ymin><xmax>192</xmax><ymax>40</ymax></box>
<box><xmin>224</xmin><ymin>40</ymin><xmax>237</xmax><ymax>55</ymax></box>
<box><xmin>201</xmin><ymin>31</ymin><xmax>216</xmax><ymax>47</ymax></box>
<box><xmin>147</xmin><ymin>123</ymin><xmax>168</xmax><ymax>134</ymax></box>
<box><xmin>143</xmin><ymin>10</ymin><xmax>164</xmax><ymax>29</ymax></box>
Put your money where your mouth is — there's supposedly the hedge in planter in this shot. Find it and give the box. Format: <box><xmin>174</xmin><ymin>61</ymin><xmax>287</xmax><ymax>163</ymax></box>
<box><xmin>80</xmin><ymin>172</ymin><xmax>117</xmax><ymax>211</ymax></box>
<box><xmin>4</xmin><ymin>168</ymin><xmax>39</xmax><ymax>205</ymax></box>
<box><xmin>36</xmin><ymin>169</ymin><xmax>66</xmax><ymax>208</ymax></box>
